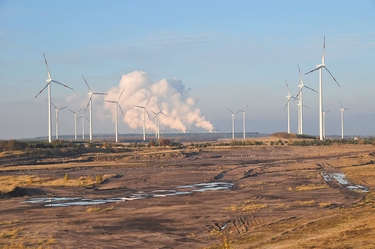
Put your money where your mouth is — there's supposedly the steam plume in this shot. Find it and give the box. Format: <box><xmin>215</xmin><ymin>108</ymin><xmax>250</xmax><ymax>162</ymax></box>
<box><xmin>103</xmin><ymin>71</ymin><xmax>213</xmax><ymax>133</ymax></box>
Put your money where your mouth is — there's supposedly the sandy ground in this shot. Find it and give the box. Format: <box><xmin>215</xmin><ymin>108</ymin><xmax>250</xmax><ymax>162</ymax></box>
<box><xmin>0</xmin><ymin>144</ymin><xmax>375</xmax><ymax>248</ymax></box>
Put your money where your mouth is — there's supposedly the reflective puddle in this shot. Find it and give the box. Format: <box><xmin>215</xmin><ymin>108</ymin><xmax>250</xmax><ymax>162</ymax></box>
<box><xmin>24</xmin><ymin>182</ymin><xmax>234</xmax><ymax>207</ymax></box>
<box><xmin>321</xmin><ymin>172</ymin><xmax>369</xmax><ymax>193</ymax></box>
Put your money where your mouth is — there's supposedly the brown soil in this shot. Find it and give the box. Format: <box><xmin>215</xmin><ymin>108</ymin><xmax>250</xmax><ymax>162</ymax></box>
<box><xmin>1</xmin><ymin>143</ymin><xmax>375</xmax><ymax>248</ymax></box>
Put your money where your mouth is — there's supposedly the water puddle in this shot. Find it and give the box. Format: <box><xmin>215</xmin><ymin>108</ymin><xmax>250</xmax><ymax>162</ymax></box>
<box><xmin>24</xmin><ymin>181</ymin><xmax>234</xmax><ymax>207</ymax></box>
<box><xmin>321</xmin><ymin>172</ymin><xmax>369</xmax><ymax>193</ymax></box>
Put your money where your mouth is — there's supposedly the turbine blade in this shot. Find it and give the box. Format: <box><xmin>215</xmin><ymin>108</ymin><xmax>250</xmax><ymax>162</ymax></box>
<box><xmin>297</xmin><ymin>63</ymin><xmax>305</xmax><ymax>87</ymax></box>
<box><xmin>93</xmin><ymin>92</ymin><xmax>107</xmax><ymax>95</ymax></box>
<box><xmin>51</xmin><ymin>80</ymin><xmax>74</xmax><ymax>90</ymax></box>
<box><xmin>68</xmin><ymin>109</ymin><xmax>76</xmax><ymax>114</ymax></box>
<box><xmin>86</xmin><ymin>96</ymin><xmax>92</xmax><ymax>110</ymax></box>
<box><xmin>118</xmin><ymin>104</ymin><xmax>125</xmax><ymax>117</ymax></box>
<box><xmin>78</xmin><ymin>107</ymin><xmax>83</xmax><ymax>114</ymax></box>
<box><xmin>245</xmin><ymin>103</ymin><xmax>248</xmax><ymax>110</ymax></box>
<box><xmin>324</xmin><ymin>67</ymin><xmax>340</xmax><ymax>87</ymax></box>
<box><xmin>60</xmin><ymin>106</ymin><xmax>68</xmax><ymax>110</ymax></box>
<box><xmin>228</xmin><ymin>108</ymin><xmax>234</xmax><ymax>114</ymax></box>
<box><xmin>295</xmin><ymin>88</ymin><xmax>302</xmax><ymax>100</ymax></box>
<box><xmin>322</xmin><ymin>35</ymin><xmax>326</xmax><ymax>64</ymax></box>
<box><xmin>285</xmin><ymin>79</ymin><xmax>292</xmax><ymax>96</ymax></box>
<box><xmin>134</xmin><ymin>105</ymin><xmax>144</xmax><ymax>109</ymax></box>
<box><xmin>146</xmin><ymin>109</ymin><xmax>151</xmax><ymax>120</ymax></box>
<box><xmin>34</xmin><ymin>83</ymin><xmax>49</xmax><ymax>99</ymax></box>
<box><xmin>303</xmin><ymin>85</ymin><xmax>318</xmax><ymax>93</ymax></box>
<box><xmin>82</xmin><ymin>75</ymin><xmax>92</xmax><ymax>92</ymax></box>
<box><xmin>145</xmin><ymin>97</ymin><xmax>152</xmax><ymax>107</ymax></box>
<box><xmin>51</xmin><ymin>102</ymin><xmax>57</xmax><ymax>109</ymax></box>
<box><xmin>117</xmin><ymin>89</ymin><xmax>124</xmax><ymax>102</ymax></box>
<box><xmin>284</xmin><ymin>101</ymin><xmax>289</xmax><ymax>110</ymax></box>
<box><xmin>104</xmin><ymin>100</ymin><xmax>117</xmax><ymax>103</ymax></box>
<box><xmin>305</xmin><ymin>67</ymin><xmax>320</xmax><ymax>75</ymax></box>
<box><xmin>43</xmin><ymin>53</ymin><xmax>52</xmax><ymax>80</ymax></box>
<box><xmin>339</xmin><ymin>99</ymin><xmax>343</xmax><ymax>108</ymax></box>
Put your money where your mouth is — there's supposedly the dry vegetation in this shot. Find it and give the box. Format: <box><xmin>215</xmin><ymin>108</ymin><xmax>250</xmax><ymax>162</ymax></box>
<box><xmin>1</xmin><ymin>139</ymin><xmax>375</xmax><ymax>248</ymax></box>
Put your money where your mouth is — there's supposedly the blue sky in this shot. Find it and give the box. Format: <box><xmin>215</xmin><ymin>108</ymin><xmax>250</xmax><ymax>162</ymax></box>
<box><xmin>1</xmin><ymin>0</ymin><xmax>375</xmax><ymax>140</ymax></box>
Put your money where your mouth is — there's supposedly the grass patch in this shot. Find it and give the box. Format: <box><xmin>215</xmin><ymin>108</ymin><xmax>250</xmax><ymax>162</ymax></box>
<box><xmin>288</xmin><ymin>184</ymin><xmax>328</xmax><ymax>191</ymax></box>
<box><xmin>0</xmin><ymin>174</ymin><xmax>117</xmax><ymax>194</ymax></box>
<box><xmin>86</xmin><ymin>205</ymin><xmax>114</xmax><ymax>212</ymax></box>
<box><xmin>292</xmin><ymin>200</ymin><xmax>316</xmax><ymax>206</ymax></box>
<box><xmin>1</xmin><ymin>227</ymin><xmax>23</xmax><ymax>239</ymax></box>
<box><xmin>226</xmin><ymin>200</ymin><xmax>268</xmax><ymax>213</ymax></box>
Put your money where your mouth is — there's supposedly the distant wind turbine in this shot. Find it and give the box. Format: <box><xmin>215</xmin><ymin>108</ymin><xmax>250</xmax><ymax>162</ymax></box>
<box><xmin>305</xmin><ymin>36</ymin><xmax>340</xmax><ymax>140</ymax></box>
<box><xmin>34</xmin><ymin>53</ymin><xmax>73</xmax><ymax>143</ymax></box>
<box><xmin>82</xmin><ymin>75</ymin><xmax>107</xmax><ymax>142</ymax></box>
<box><xmin>104</xmin><ymin>89</ymin><xmax>125</xmax><ymax>143</ymax></box>
<box><xmin>284</xmin><ymin>80</ymin><xmax>297</xmax><ymax>134</ymax></box>
<box><xmin>151</xmin><ymin>103</ymin><xmax>167</xmax><ymax>139</ymax></box>
<box><xmin>228</xmin><ymin>108</ymin><xmax>239</xmax><ymax>139</ymax></box>
<box><xmin>322</xmin><ymin>110</ymin><xmax>330</xmax><ymax>139</ymax></box>
<box><xmin>51</xmin><ymin>103</ymin><xmax>67</xmax><ymax>140</ymax></box>
<box><xmin>68</xmin><ymin>107</ymin><xmax>82</xmax><ymax>140</ymax></box>
<box><xmin>339</xmin><ymin>100</ymin><xmax>349</xmax><ymax>139</ymax></box>
<box><xmin>134</xmin><ymin>97</ymin><xmax>152</xmax><ymax>141</ymax></box>
<box><xmin>78</xmin><ymin>107</ymin><xmax>89</xmax><ymax>140</ymax></box>
<box><xmin>238</xmin><ymin>104</ymin><xmax>248</xmax><ymax>139</ymax></box>
<box><xmin>296</xmin><ymin>64</ymin><xmax>317</xmax><ymax>135</ymax></box>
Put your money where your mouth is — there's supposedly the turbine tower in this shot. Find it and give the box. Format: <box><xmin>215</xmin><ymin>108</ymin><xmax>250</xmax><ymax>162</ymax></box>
<box><xmin>296</xmin><ymin>64</ymin><xmax>317</xmax><ymax>134</ymax></box>
<box><xmin>284</xmin><ymin>80</ymin><xmax>296</xmax><ymax>134</ymax></box>
<box><xmin>51</xmin><ymin>103</ymin><xmax>67</xmax><ymax>140</ymax></box>
<box><xmin>322</xmin><ymin>110</ymin><xmax>330</xmax><ymax>139</ymax></box>
<box><xmin>228</xmin><ymin>108</ymin><xmax>238</xmax><ymax>139</ymax></box>
<box><xmin>82</xmin><ymin>75</ymin><xmax>107</xmax><ymax>142</ymax></box>
<box><xmin>305</xmin><ymin>36</ymin><xmax>340</xmax><ymax>140</ymax></box>
<box><xmin>339</xmin><ymin>100</ymin><xmax>349</xmax><ymax>139</ymax></box>
<box><xmin>104</xmin><ymin>89</ymin><xmax>125</xmax><ymax>143</ymax></box>
<box><xmin>35</xmin><ymin>53</ymin><xmax>73</xmax><ymax>143</ymax></box>
<box><xmin>238</xmin><ymin>104</ymin><xmax>248</xmax><ymax>139</ymax></box>
<box><xmin>68</xmin><ymin>107</ymin><xmax>82</xmax><ymax>140</ymax></box>
<box><xmin>134</xmin><ymin>97</ymin><xmax>152</xmax><ymax>141</ymax></box>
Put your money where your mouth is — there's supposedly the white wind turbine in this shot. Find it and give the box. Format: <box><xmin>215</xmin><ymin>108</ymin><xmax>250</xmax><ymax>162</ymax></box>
<box><xmin>151</xmin><ymin>104</ymin><xmax>167</xmax><ymax>139</ymax></box>
<box><xmin>78</xmin><ymin>107</ymin><xmax>89</xmax><ymax>140</ymax></box>
<box><xmin>51</xmin><ymin>103</ymin><xmax>67</xmax><ymax>140</ymax></box>
<box><xmin>228</xmin><ymin>108</ymin><xmax>239</xmax><ymax>139</ymax></box>
<box><xmin>134</xmin><ymin>97</ymin><xmax>152</xmax><ymax>141</ymax></box>
<box><xmin>296</xmin><ymin>64</ymin><xmax>317</xmax><ymax>135</ymax></box>
<box><xmin>322</xmin><ymin>109</ymin><xmax>330</xmax><ymax>139</ymax></box>
<box><xmin>284</xmin><ymin>80</ymin><xmax>297</xmax><ymax>134</ymax></box>
<box><xmin>305</xmin><ymin>36</ymin><xmax>340</xmax><ymax>140</ymax></box>
<box><xmin>104</xmin><ymin>89</ymin><xmax>125</xmax><ymax>143</ymax></box>
<box><xmin>238</xmin><ymin>104</ymin><xmax>248</xmax><ymax>139</ymax></box>
<box><xmin>35</xmin><ymin>53</ymin><xmax>73</xmax><ymax>143</ymax></box>
<box><xmin>82</xmin><ymin>75</ymin><xmax>107</xmax><ymax>142</ymax></box>
<box><xmin>339</xmin><ymin>100</ymin><xmax>349</xmax><ymax>139</ymax></box>
<box><xmin>68</xmin><ymin>107</ymin><xmax>82</xmax><ymax>140</ymax></box>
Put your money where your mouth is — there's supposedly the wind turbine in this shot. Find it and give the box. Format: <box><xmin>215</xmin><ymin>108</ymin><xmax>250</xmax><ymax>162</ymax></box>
<box><xmin>51</xmin><ymin>103</ymin><xmax>67</xmax><ymax>140</ymax></box>
<box><xmin>284</xmin><ymin>80</ymin><xmax>297</xmax><ymax>134</ymax></box>
<box><xmin>35</xmin><ymin>53</ymin><xmax>73</xmax><ymax>143</ymax></box>
<box><xmin>322</xmin><ymin>110</ymin><xmax>330</xmax><ymax>139</ymax></box>
<box><xmin>228</xmin><ymin>108</ymin><xmax>238</xmax><ymax>139</ymax></box>
<box><xmin>134</xmin><ymin>97</ymin><xmax>152</xmax><ymax>141</ymax></box>
<box><xmin>68</xmin><ymin>107</ymin><xmax>82</xmax><ymax>140</ymax></box>
<box><xmin>78</xmin><ymin>107</ymin><xmax>89</xmax><ymax>140</ymax></box>
<box><xmin>104</xmin><ymin>89</ymin><xmax>125</xmax><ymax>143</ymax></box>
<box><xmin>238</xmin><ymin>104</ymin><xmax>248</xmax><ymax>139</ymax></box>
<box><xmin>339</xmin><ymin>100</ymin><xmax>349</xmax><ymax>139</ymax></box>
<box><xmin>82</xmin><ymin>75</ymin><xmax>107</xmax><ymax>142</ymax></box>
<box><xmin>296</xmin><ymin>64</ymin><xmax>317</xmax><ymax>134</ymax></box>
<box><xmin>305</xmin><ymin>36</ymin><xmax>340</xmax><ymax>140</ymax></box>
<box><xmin>151</xmin><ymin>103</ymin><xmax>167</xmax><ymax>139</ymax></box>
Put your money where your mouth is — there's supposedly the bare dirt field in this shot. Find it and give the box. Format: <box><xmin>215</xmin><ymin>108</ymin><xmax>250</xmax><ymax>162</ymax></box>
<box><xmin>1</xmin><ymin>142</ymin><xmax>375</xmax><ymax>248</ymax></box>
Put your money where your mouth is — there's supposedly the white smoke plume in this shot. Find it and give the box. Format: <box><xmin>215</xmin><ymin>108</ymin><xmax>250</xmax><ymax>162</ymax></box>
<box><xmin>103</xmin><ymin>71</ymin><xmax>213</xmax><ymax>133</ymax></box>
